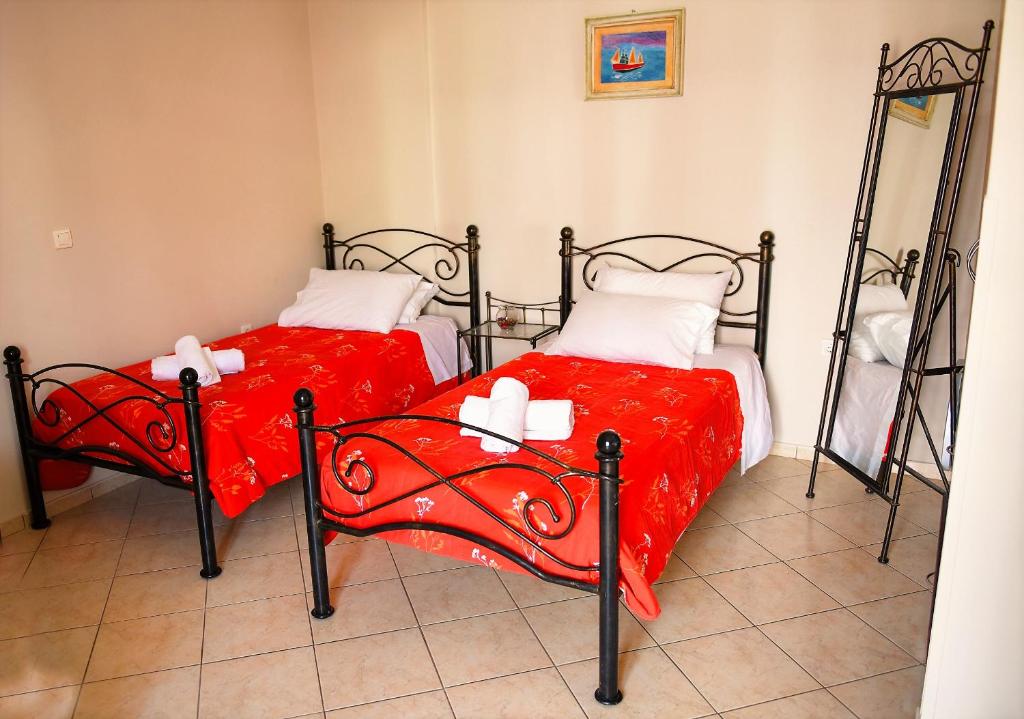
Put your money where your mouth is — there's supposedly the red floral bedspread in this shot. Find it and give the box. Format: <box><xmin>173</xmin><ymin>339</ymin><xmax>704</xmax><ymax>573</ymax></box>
<box><xmin>34</xmin><ymin>324</ymin><xmax>454</xmax><ymax>517</ymax></box>
<box><xmin>319</xmin><ymin>352</ymin><xmax>743</xmax><ymax>619</ymax></box>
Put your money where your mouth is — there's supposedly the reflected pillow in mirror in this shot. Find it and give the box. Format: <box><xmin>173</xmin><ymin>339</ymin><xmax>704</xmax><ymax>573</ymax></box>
<box><xmin>593</xmin><ymin>267</ymin><xmax>731</xmax><ymax>355</ymax></box>
<box><xmin>848</xmin><ymin>282</ymin><xmax>908</xmax><ymax>362</ymax></box>
<box><xmin>546</xmin><ymin>290</ymin><xmax>718</xmax><ymax>370</ymax></box>
<box><xmin>864</xmin><ymin>311</ymin><xmax>913</xmax><ymax>368</ymax></box>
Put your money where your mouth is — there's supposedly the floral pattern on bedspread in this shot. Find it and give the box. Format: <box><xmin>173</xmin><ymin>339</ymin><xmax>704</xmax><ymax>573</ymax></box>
<box><xmin>33</xmin><ymin>324</ymin><xmax>453</xmax><ymax>518</ymax></box>
<box><xmin>318</xmin><ymin>352</ymin><xmax>742</xmax><ymax>620</ymax></box>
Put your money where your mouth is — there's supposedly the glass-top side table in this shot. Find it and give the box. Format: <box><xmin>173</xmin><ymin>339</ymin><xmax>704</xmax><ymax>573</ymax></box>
<box><xmin>457</xmin><ymin>293</ymin><xmax>560</xmax><ymax>380</ymax></box>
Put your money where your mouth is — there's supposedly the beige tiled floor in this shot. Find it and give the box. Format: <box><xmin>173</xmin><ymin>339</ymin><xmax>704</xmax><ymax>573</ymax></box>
<box><xmin>0</xmin><ymin>457</ymin><xmax>941</xmax><ymax>718</ymax></box>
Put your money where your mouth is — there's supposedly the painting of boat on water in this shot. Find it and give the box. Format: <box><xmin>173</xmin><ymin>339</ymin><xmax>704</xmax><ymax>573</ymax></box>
<box><xmin>586</xmin><ymin>9</ymin><xmax>684</xmax><ymax>100</ymax></box>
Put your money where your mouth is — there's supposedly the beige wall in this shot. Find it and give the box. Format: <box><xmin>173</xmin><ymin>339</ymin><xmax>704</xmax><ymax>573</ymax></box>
<box><xmin>922</xmin><ymin>2</ymin><xmax>1024</xmax><ymax>714</ymax></box>
<box><xmin>312</xmin><ymin>0</ymin><xmax>999</xmax><ymax>453</ymax></box>
<box><xmin>0</xmin><ymin>0</ymin><xmax>324</xmax><ymax>524</ymax></box>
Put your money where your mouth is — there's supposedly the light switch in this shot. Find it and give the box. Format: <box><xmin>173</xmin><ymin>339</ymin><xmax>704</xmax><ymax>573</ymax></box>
<box><xmin>52</xmin><ymin>229</ymin><xmax>73</xmax><ymax>250</ymax></box>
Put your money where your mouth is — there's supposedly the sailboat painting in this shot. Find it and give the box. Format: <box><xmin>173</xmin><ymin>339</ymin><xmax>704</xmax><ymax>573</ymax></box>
<box><xmin>586</xmin><ymin>10</ymin><xmax>684</xmax><ymax>100</ymax></box>
<box><xmin>603</xmin><ymin>32</ymin><xmax>664</xmax><ymax>81</ymax></box>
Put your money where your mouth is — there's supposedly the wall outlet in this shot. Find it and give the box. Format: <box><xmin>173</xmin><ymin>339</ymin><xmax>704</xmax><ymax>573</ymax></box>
<box><xmin>240</xmin><ymin>323</ymin><xmax>253</xmax><ymax>333</ymax></box>
<box><xmin>52</xmin><ymin>228</ymin><xmax>73</xmax><ymax>249</ymax></box>
<box><xmin>821</xmin><ymin>339</ymin><xmax>834</xmax><ymax>356</ymax></box>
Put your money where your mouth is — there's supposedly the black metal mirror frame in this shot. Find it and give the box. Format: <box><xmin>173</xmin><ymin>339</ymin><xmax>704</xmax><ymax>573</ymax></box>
<box><xmin>810</xmin><ymin>22</ymin><xmax>995</xmax><ymax>561</ymax></box>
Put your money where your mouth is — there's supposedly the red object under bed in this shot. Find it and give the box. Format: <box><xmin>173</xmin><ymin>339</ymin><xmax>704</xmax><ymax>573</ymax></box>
<box><xmin>34</xmin><ymin>324</ymin><xmax>457</xmax><ymax>517</ymax></box>
<box><xmin>318</xmin><ymin>351</ymin><xmax>743</xmax><ymax>620</ymax></box>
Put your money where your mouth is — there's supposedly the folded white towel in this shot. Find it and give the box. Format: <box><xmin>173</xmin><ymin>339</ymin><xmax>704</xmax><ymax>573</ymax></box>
<box><xmin>151</xmin><ymin>348</ymin><xmax>245</xmax><ymax>382</ymax></box>
<box><xmin>459</xmin><ymin>396</ymin><xmax>574</xmax><ymax>441</ymax></box>
<box><xmin>173</xmin><ymin>335</ymin><xmax>220</xmax><ymax>387</ymax></box>
<box><xmin>480</xmin><ymin>377</ymin><xmax>529</xmax><ymax>454</ymax></box>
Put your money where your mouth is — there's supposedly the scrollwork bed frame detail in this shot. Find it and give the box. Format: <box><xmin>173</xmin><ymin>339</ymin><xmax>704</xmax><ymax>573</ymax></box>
<box><xmin>294</xmin><ymin>389</ymin><xmax>626</xmax><ymax>705</ymax></box>
<box><xmin>861</xmin><ymin>247</ymin><xmax>921</xmax><ymax>298</ymax></box>
<box><xmin>558</xmin><ymin>227</ymin><xmax>776</xmax><ymax>366</ymax></box>
<box><xmin>4</xmin><ymin>221</ymin><xmax>481</xmax><ymax>581</ymax></box>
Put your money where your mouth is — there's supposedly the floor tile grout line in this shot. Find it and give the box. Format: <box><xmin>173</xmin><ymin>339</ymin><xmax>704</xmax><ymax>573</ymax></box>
<box><xmin>384</xmin><ymin>542</ymin><xmax>457</xmax><ymax>718</ymax></box>
<box><xmin>70</xmin><ymin>479</ymin><xmax>140</xmax><ymax>717</ymax></box>
<box><xmin>196</xmin><ymin>556</ymin><xmax>210</xmax><ymax>719</ymax></box>
<box><xmin>825</xmin><ymin>664</ymin><xmax>927</xmax><ymax>719</ymax></box>
<box><xmin>507</xmin><ymin>567</ymin><xmax>588</xmax><ymax>717</ymax></box>
<box><xmin>292</xmin><ymin>496</ymin><xmax>329</xmax><ymax>718</ymax></box>
<box><xmin>648</xmin><ymin>643</ymin><xmax>720</xmax><ymax>716</ymax></box>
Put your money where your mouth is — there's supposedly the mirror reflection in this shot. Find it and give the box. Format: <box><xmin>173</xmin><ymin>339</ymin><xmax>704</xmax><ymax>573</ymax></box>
<box><xmin>828</xmin><ymin>92</ymin><xmax>954</xmax><ymax>480</ymax></box>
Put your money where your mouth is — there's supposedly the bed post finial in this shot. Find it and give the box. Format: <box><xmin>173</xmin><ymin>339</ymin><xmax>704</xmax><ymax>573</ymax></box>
<box><xmin>755</xmin><ymin>230</ymin><xmax>775</xmax><ymax>368</ymax></box>
<box><xmin>178</xmin><ymin>368</ymin><xmax>221</xmax><ymax>579</ymax></box>
<box><xmin>559</xmin><ymin>227</ymin><xmax>575</xmax><ymax>328</ymax></box>
<box><xmin>901</xmin><ymin>249</ymin><xmax>921</xmax><ymax>297</ymax></box>
<box><xmin>322</xmin><ymin>222</ymin><xmax>336</xmax><ymax>270</ymax></box>
<box><xmin>294</xmin><ymin>388</ymin><xmax>334</xmax><ymax>620</ymax></box>
<box><xmin>595</xmin><ymin>429</ymin><xmax>623</xmax><ymax>706</ymax></box>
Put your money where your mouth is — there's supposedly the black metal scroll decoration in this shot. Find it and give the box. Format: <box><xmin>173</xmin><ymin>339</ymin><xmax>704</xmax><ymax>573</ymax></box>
<box><xmin>879</xmin><ymin>28</ymin><xmax>992</xmax><ymax>94</ymax></box>
<box><xmin>17</xmin><ymin>361</ymin><xmax>191</xmax><ymax>479</ymax></box>
<box><xmin>318</xmin><ymin>414</ymin><xmax>598</xmax><ymax>572</ymax></box>
<box><xmin>559</xmin><ymin>227</ymin><xmax>776</xmax><ymax>365</ymax></box>
<box><xmin>322</xmin><ymin>223</ymin><xmax>480</xmax><ymax>307</ymax></box>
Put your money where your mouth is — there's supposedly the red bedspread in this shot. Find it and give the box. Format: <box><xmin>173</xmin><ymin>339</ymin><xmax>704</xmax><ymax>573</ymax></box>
<box><xmin>35</xmin><ymin>324</ymin><xmax>454</xmax><ymax>517</ymax></box>
<box><xmin>318</xmin><ymin>352</ymin><xmax>743</xmax><ymax>619</ymax></box>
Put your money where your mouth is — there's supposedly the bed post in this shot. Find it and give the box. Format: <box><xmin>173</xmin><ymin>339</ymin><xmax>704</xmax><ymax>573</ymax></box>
<box><xmin>466</xmin><ymin>225</ymin><xmax>482</xmax><ymax>373</ymax></box>
<box><xmin>754</xmin><ymin>231</ymin><xmax>775</xmax><ymax>367</ymax></box>
<box><xmin>294</xmin><ymin>388</ymin><xmax>334</xmax><ymax>619</ymax></box>
<box><xmin>900</xmin><ymin>249</ymin><xmax>920</xmax><ymax>298</ymax></box>
<box><xmin>595</xmin><ymin>430</ymin><xmax>623</xmax><ymax>706</ymax></box>
<box><xmin>323</xmin><ymin>222</ymin><xmax>336</xmax><ymax>270</ymax></box>
<box><xmin>3</xmin><ymin>346</ymin><xmax>50</xmax><ymax>530</ymax></box>
<box><xmin>179</xmin><ymin>368</ymin><xmax>222</xmax><ymax>579</ymax></box>
<box><xmin>559</xmin><ymin>227</ymin><xmax>575</xmax><ymax>327</ymax></box>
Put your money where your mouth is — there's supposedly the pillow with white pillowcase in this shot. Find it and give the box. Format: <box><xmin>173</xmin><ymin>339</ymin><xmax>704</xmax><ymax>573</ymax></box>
<box><xmin>399</xmin><ymin>281</ymin><xmax>440</xmax><ymax>324</ymax></box>
<box><xmin>593</xmin><ymin>267</ymin><xmax>731</xmax><ymax>355</ymax></box>
<box><xmin>864</xmin><ymin>310</ymin><xmax>913</xmax><ymax>368</ymax></box>
<box><xmin>848</xmin><ymin>282</ymin><xmax>908</xmax><ymax>362</ymax></box>
<box><xmin>545</xmin><ymin>290</ymin><xmax>718</xmax><ymax>370</ymax></box>
<box><xmin>278</xmin><ymin>268</ymin><xmax>421</xmax><ymax>333</ymax></box>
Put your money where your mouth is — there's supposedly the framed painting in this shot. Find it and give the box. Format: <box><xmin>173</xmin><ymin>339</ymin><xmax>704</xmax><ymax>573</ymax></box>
<box><xmin>585</xmin><ymin>9</ymin><xmax>684</xmax><ymax>100</ymax></box>
<box><xmin>889</xmin><ymin>95</ymin><xmax>938</xmax><ymax>128</ymax></box>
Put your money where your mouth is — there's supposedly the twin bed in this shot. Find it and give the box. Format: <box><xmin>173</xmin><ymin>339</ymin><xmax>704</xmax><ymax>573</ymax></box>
<box><xmin>5</xmin><ymin>223</ymin><xmax>775</xmax><ymax>706</ymax></box>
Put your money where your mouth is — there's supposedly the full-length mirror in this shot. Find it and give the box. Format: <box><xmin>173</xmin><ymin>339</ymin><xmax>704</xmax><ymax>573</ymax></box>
<box><xmin>810</xmin><ymin>23</ymin><xmax>995</xmax><ymax>566</ymax></box>
<box><xmin>829</xmin><ymin>91</ymin><xmax>955</xmax><ymax>479</ymax></box>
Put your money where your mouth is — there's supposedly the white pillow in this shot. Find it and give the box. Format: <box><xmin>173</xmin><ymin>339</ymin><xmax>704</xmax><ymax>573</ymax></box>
<box><xmin>848</xmin><ymin>283</ymin><xmax>908</xmax><ymax>362</ymax></box>
<box><xmin>864</xmin><ymin>311</ymin><xmax>913</xmax><ymax>368</ymax></box>
<box><xmin>399</xmin><ymin>281</ymin><xmax>439</xmax><ymax>324</ymax></box>
<box><xmin>593</xmin><ymin>267</ymin><xmax>731</xmax><ymax>355</ymax></box>
<box><xmin>278</xmin><ymin>269</ymin><xmax>421</xmax><ymax>333</ymax></box>
<box><xmin>545</xmin><ymin>290</ymin><xmax>718</xmax><ymax>370</ymax></box>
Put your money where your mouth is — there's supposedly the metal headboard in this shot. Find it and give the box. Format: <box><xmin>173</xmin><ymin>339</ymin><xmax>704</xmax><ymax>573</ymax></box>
<box><xmin>558</xmin><ymin>227</ymin><xmax>775</xmax><ymax>366</ymax></box>
<box><xmin>860</xmin><ymin>247</ymin><xmax>920</xmax><ymax>298</ymax></box>
<box><xmin>322</xmin><ymin>223</ymin><xmax>480</xmax><ymax>314</ymax></box>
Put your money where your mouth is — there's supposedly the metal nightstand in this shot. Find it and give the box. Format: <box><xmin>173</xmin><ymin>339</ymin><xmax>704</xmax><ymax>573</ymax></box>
<box><xmin>457</xmin><ymin>293</ymin><xmax>560</xmax><ymax>380</ymax></box>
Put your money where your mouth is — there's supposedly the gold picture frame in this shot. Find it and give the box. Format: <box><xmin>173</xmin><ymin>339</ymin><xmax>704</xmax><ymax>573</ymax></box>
<box><xmin>585</xmin><ymin>9</ymin><xmax>685</xmax><ymax>101</ymax></box>
<box><xmin>888</xmin><ymin>95</ymin><xmax>938</xmax><ymax>128</ymax></box>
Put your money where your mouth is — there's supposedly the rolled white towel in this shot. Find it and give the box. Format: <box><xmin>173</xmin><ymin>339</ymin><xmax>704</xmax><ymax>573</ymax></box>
<box><xmin>150</xmin><ymin>355</ymin><xmax>180</xmax><ymax>382</ymax></box>
<box><xmin>174</xmin><ymin>335</ymin><xmax>220</xmax><ymax>387</ymax></box>
<box><xmin>460</xmin><ymin>396</ymin><xmax>574</xmax><ymax>441</ymax></box>
<box><xmin>480</xmin><ymin>377</ymin><xmax>529</xmax><ymax>454</ymax></box>
<box><xmin>151</xmin><ymin>348</ymin><xmax>245</xmax><ymax>382</ymax></box>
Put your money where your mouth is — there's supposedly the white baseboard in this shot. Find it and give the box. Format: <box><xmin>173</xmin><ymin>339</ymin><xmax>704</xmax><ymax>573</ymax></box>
<box><xmin>769</xmin><ymin>442</ymin><xmax>943</xmax><ymax>481</ymax></box>
<box><xmin>0</xmin><ymin>468</ymin><xmax>136</xmax><ymax>540</ymax></box>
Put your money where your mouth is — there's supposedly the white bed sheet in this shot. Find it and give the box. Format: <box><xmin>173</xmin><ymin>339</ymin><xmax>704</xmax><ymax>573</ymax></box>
<box><xmin>694</xmin><ymin>345</ymin><xmax>773</xmax><ymax>474</ymax></box>
<box><xmin>830</xmin><ymin>356</ymin><xmax>902</xmax><ymax>478</ymax></box>
<box><xmin>396</xmin><ymin>315</ymin><xmax>472</xmax><ymax>385</ymax></box>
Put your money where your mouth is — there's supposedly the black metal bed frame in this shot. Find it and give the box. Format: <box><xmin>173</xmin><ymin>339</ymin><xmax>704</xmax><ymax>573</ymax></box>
<box><xmin>558</xmin><ymin>227</ymin><xmax>776</xmax><ymax>365</ymax></box>
<box><xmin>3</xmin><ymin>222</ymin><xmax>481</xmax><ymax>580</ymax></box>
<box><xmin>808</xmin><ymin>23</ymin><xmax>994</xmax><ymax>569</ymax></box>
<box><xmin>862</xmin><ymin>247</ymin><xmax>920</xmax><ymax>298</ymax></box>
<box><xmin>297</xmin><ymin>226</ymin><xmax>775</xmax><ymax>706</ymax></box>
